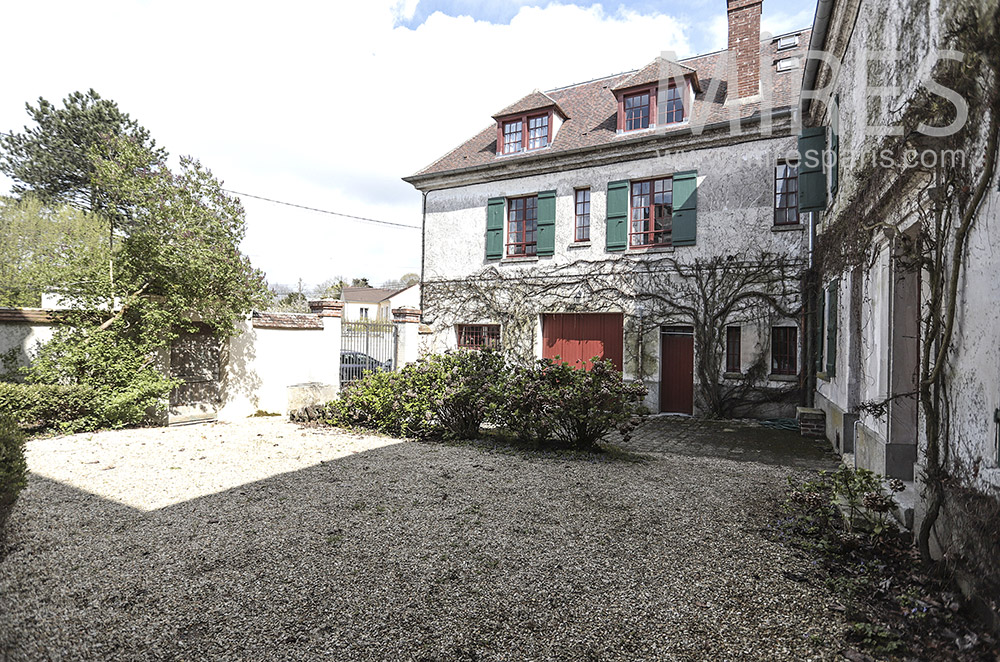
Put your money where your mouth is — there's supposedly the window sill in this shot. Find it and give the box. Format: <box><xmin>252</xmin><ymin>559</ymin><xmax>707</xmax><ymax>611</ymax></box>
<box><xmin>501</xmin><ymin>255</ymin><xmax>539</xmax><ymax>264</ymax></box>
<box><xmin>568</xmin><ymin>241</ymin><xmax>591</xmax><ymax>249</ymax></box>
<box><xmin>723</xmin><ymin>372</ymin><xmax>743</xmax><ymax>380</ymax></box>
<box><xmin>817</xmin><ymin>371</ymin><xmax>831</xmax><ymax>382</ymax></box>
<box><xmin>616</xmin><ymin>121</ymin><xmax>689</xmax><ymax>137</ymax></box>
<box><xmin>769</xmin><ymin>373</ymin><xmax>799</xmax><ymax>382</ymax></box>
<box><xmin>772</xmin><ymin>223</ymin><xmax>805</xmax><ymax>233</ymax></box>
<box><xmin>495</xmin><ymin>145</ymin><xmax>552</xmax><ymax>158</ymax></box>
<box><xmin>627</xmin><ymin>245</ymin><xmax>675</xmax><ymax>254</ymax></box>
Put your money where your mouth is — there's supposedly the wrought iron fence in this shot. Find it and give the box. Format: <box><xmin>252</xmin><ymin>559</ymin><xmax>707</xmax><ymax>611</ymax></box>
<box><xmin>340</xmin><ymin>319</ymin><xmax>398</xmax><ymax>386</ymax></box>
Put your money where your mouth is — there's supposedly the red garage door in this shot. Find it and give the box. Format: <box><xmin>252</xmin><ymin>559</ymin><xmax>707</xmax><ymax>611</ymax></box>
<box><xmin>542</xmin><ymin>313</ymin><xmax>624</xmax><ymax>370</ymax></box>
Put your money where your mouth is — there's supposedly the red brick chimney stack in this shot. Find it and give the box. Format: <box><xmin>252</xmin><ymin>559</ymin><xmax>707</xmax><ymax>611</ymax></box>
<box><xmin>727</xmin><ymin>0</ymin><xmax>763</xmax><ymax>100</ymax></box>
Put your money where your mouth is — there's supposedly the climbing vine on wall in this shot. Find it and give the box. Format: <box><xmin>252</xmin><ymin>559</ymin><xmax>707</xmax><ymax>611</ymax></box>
<box><xmin>816</xmin><ymin>0</ymin><xmax>1000</xmax><ymax>602</ymax></box>
<box><xmin>423</xmin><ymin>247</ymin><xmax>804</xmax><ymax>418</ymax></box>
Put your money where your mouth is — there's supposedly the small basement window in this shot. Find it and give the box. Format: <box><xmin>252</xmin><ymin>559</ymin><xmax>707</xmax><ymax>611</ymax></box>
<box><xmin>777</xmin><ymin>34</ymin><xmax>799</xmax><ymax>50</ymax></box>
<box><xmin>457</xmin><ymin>324</ymin><xmax>500</xmax><ymax>349</ymax></box>
<box><xmin>776</xmin><ymin>57</ymin><xmax>799</xmax><ymax>72</ymax></box>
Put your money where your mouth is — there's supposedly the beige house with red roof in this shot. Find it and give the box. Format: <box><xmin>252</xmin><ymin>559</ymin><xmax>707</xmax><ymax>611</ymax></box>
<box><xmin>404</xmin><ymin>0</ymin><xmax>814</xmax><ymax>417</ymax></box>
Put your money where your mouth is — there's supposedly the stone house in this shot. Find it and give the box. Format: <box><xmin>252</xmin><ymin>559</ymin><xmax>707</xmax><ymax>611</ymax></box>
<box><xmin>800</xmin><ymin>0</ymin><xmax>1000</xmax><ymax>494</ymax></box>
<box><xmin>404</xmin><ymin>0</ymin><xmax>813</xmax><ymax>417</ymax></box>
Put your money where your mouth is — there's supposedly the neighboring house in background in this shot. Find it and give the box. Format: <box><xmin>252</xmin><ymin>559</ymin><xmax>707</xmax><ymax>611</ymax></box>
<box><xmin>340</xmin><ymin>284</ymin><xmax>419</xmax><ymax>321</ymax></box>
<box><xmin>801</xmin><ymin>0</ymin><xmax>1000</xmax><ymax>490</ymax></box>
<box><xmin>405</xmin><ymin>0</ymin><xmax>812</xmax><ymax>417</ymax></box>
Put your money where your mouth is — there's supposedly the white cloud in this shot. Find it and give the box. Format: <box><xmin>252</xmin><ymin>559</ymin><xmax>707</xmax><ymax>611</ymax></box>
<box><xmin>0</xmin><ymin>1</ymin><xmax>696</xmax><ymax>289</ymax></box>
<box><xmin>761</xmin><ymin>7</ymin><xmax>816</xmax><ymax>39</ymax></box>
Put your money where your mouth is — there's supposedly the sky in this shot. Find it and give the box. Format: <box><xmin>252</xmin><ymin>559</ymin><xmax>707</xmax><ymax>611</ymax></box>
<box><xmin>0</xmin><ymin>0</ymin><xmax>816</xmax><ymax>291</ymax></box>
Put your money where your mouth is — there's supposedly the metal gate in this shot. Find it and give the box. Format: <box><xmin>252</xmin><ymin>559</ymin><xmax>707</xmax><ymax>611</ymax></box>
<box><xmin>340</xmin><ymin>320</ymin><xmax>398</xmax><ymax>386</ymax></box>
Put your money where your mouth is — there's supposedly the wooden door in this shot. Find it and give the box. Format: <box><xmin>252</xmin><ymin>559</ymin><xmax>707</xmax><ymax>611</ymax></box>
<box><xmin>542</xmin><ymin>313</ymin><xmax>623</xmax><ymax>370</ymax></box>
<box><xmin>660</xmin><ymin>326</ymin><xmax>694</xmax><ymax>414</ymax></box>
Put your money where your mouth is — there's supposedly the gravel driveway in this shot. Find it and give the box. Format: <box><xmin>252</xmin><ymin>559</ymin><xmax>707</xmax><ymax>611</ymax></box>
<box><xmin>1</xmin><ymin>418</ymin><xmax>847</xmax><ymax>661</ymax></box>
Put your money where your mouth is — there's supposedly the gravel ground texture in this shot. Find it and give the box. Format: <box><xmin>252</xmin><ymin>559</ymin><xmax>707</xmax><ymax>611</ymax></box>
<box><xmin>1</xmin><ymin>418</ymin><xmax>848</xmax><ymax>661</ymax></box>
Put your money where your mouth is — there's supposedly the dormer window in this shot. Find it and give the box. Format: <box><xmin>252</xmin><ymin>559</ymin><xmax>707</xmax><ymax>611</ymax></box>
<box><xmin>658</xmin><ymin>86</ymin><xmax>684</xmax><ymax>124</ymax></box>
<box><xmin>612</xmin><ymin>58</ymin><xmax>699</xmax><ymax>134</ymax></box>
<box><xmin>624</xmin><ymin>92</ymin><xmax>650</xmax><ymax>131</ymax></box>
<box><xmin>503</xmin><ymin>120</ymin><xmax>523</xmax><ymax>154</ymax></box>
<box><xmin>499</xmin><ymin>111</ymin><xmax>553</xmax><ymax>155</ymax></box>
<box><xmin>527</xmin><ymin>115</ymin><xmax>549</xmax><ymax>149</ymax></box>
<box><xmin>492</xmin><ymin>91</ymin><xmax>567</xmax><ymax>157</ymax></box>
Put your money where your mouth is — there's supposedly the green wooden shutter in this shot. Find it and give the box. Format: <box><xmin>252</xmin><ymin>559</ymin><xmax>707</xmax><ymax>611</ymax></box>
<box><xmin>826</xmin><ymin>280</ymin><xmax>838</xmax><ymax>376</ymax></box>
<box><xmin>815</xmin><ymin>287</ymin><xmax>826</xmax><ymax>374</ymax></box>
<box><xmin>671</xmin><ymin>170</ymin><xmax>698</xmax><ymax>247</ymax></box>
<box><xmin>830</xmin><ymin>101</ymin><xmax>840</xmax><ymax>195</ymax></box>
<box><xmin>486</xmin><ymin>197</ymin><xmax>504</xmax><ymax>260</ymax></box>
<box><xmin>536</xmin><ymin>190</ymin><xmax>556</xmax><ymax>256</ymax></box>
<box><xmin>606</xmin><ymin>180</ymin><xmax>629</xmax><ymax>252</ymax></box>
<box><xmin>798</xmin><ymin>127</ymin><xmax>828</xmax><ymax>212</ymax></box>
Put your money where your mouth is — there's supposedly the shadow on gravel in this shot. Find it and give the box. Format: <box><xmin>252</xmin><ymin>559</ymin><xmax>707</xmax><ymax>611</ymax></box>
<box><xmin>1</xmin><ymin>437</ymin><xmax>848</xmax><ymax>661</ymax></box>
<box><xmin>620</xmin><ymin>415</ymin><xmax>841</xmax><ymax>472</ymax></box>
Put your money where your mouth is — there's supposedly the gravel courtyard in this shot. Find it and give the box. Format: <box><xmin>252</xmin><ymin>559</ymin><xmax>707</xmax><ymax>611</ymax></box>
<box><xmin>1</xmin><ymin>418</ymin><xmax>848</xmax><ymax>661</ymax></box>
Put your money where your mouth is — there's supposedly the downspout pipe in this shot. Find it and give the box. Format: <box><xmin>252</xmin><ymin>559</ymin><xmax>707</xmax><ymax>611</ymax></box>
<box><xmin>419</xmin><ymin>190</ymin><xmax>428</xmax><ymax>318</ymax></box>
<box><xmin>801</xmin><ymin>0</ymin><xmax>836</xmax><ymax>119</ymax></box>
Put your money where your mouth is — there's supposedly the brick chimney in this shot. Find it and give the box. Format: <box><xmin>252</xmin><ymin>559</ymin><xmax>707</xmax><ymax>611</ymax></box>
<box><xmin>727</xmin><ymin>0</ymin><xmax>763</xmax><ymax>101</ymax></box>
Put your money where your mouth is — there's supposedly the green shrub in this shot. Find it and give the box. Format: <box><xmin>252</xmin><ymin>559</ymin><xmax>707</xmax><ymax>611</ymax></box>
<box><xmin>327</xmin><ymin>368</ymin><xmax>436</xmax><ymax>438</ymax></box>
<box><xmin>503</xmin><ymin>357</ymin><xmax>648</xmax><ymax>450</ymax></box>
<box><xmin>501</xmin><ymin>363</ymin><xmax>559</xmax><ymax>445</ymax></box>
<box><xmin>0</xmin><ymin>382</ymin><xmax>99</xmax><ymax>432</ymax></box>
<box><xmin>20</xmin><ymin>322</ymin><xmax>176</xmax><ymax>432</ymax></box>
<box><xmin>326</xmin><ymin>349</ymin><xmax>507</xmax><ymax>439</ymax></box>
<box><xmin>0</xmin><ymin>417</ymin><xmax>27</xmax><ymax>532</ymax></box>
<box><xmin>420</xmin><ymin>350</ymin><xmax>506</xmax><ymax>439</ymax></box>
<box><xmin>326</xmin><ymin>351</ymin><xmax>647</xmax><ymax>450</ymax></box>
<box><xmin>0</xmin><ymin>377</ymin><xmax>170</xmax><ymax>433</ymax></box>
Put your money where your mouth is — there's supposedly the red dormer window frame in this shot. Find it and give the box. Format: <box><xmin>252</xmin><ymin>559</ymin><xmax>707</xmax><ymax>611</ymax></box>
<box><xmin>616</xmin><ymin>80</ymin><xmax>690</xmax><ymax>133</ymax></box>
<box><xmin>497</xmin><ymin>108</ymin><xmax>554</xmax><ymax>155</ymax></box>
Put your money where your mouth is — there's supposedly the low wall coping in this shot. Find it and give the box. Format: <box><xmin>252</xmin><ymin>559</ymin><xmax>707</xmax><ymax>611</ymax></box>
<box><xmin>252</xmin><ymin>311</ymin><xmax>324</xmax><ymax>330</ymax></box>
<box><xmin>307</xmin><ymin>300</ymin><xmax>345</xmax><ymax>318</ymax></box>
<box><xmin>392</xmin><ymin>307</ymin><xmax>422</xmax><ymax>323</ymax></box>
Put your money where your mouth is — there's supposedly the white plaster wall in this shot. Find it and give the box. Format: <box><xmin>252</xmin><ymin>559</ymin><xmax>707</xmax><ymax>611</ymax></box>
<box><xmin>218</xmin><ymin>318</ymin><xmax>341</xmax><ymax>420</ymax></box>
<box><xmin>388</xmin><ymin>285</ymin><xmax>420</xmax><ymax>310</ymax></box>
<box><xmin>0</xmin><ymin>322</ymin><xmax>54</xmax><ymax>375</ymax></box>
<box><xmin>948</xmin><ymin>184</ymin><xmax>1000</xmax><ymax>490</ymax></box>
<box><xmin>342</xmin><ymin>301</ymin><xmax>377</xmax><ymax>321</ymax></box>
<box><xmin>423</xmin><ymin>136</ymin><xmax>806</xmax><ymax>281</ymax></box>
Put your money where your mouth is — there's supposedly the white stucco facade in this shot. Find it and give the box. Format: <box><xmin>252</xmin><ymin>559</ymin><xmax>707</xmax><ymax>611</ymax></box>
<box><xmin>413</xmin><ymin>127</ymin><xmax>810</xmax><ymax>416</ymax></box>
<box><xmin>807</xmin><ymin>0</ymin><xmax>1000</xmax><ymax>490</ymax></box>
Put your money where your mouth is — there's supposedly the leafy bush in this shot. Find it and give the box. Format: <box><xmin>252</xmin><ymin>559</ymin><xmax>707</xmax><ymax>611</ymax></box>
<box><xmin>0</xmin><ymin>382</ymin><xmax>99</xmax><ymax>432</ymax></box>
<box><xmin>421</xmin><ymin>350</ymin><xmax>507</xmax><ymax>439</ymax></box>
<box><xmin>0</xmin><ymin>417</ymin><xmax>27</xmax><ymax>532</ymax></box>
<box><xmin>17</xmin><ymin>322</ymin><xmax>177</xmax><ymax>432</ymax></box>
<box><xmin>502</xmin><ymin>357</ymin><xmax>647</xmax><ymax>450</ymax></box>
<box><xmin>785</xmin><ymin>466</ymin><xmax>904</xmax><ymax>545</ymax></box>
<box><xmin>326</xmin><ymin>368</ymin><xmax>436</xmax><ymax>438</ymax></box>
<box><xmin>829</xmin><ymin>465</ymin><xmax>905</xmax><ymax>536</ymax></box>
<box><xmin>327</xmin><ymin>350</ymin><xmax>507</xmax><ymax>439</ymax></box>
<box><xmin>501</xmin><ymin>363</ymin><xmax>558</xmax><ymax>445</ymax></box>
<box><xmin>0</xmin><ymin>377</ymin><xmax>171</xmax><ymax>433</ymax></box>
<box><xmin>327</xmin><ymin>351</ymin><xmax>647</xmax><ymax>449</ymax></box>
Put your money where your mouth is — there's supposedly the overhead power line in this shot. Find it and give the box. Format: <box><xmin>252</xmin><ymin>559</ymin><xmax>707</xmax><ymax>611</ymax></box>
<box><xmin>0</xmin><ymin>131</ymin><xmax>419</xmax><ymax>231</ymax></box>
<box><xmin>223</xmin><ymin>189</ymin><xmax>420</xmax><ymax>230</ymax></box>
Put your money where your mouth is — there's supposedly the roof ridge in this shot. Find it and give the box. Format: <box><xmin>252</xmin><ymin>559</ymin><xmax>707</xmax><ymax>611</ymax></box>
<box><xmin>545</xmin><ymin>70</ymin><xmax>636</xmax><ymax>94</ymax></box>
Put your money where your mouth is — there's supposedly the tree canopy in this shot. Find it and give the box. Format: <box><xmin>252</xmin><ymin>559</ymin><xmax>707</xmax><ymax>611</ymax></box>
<box><xmin>0</xmin><ymin>89</ymin><xmax>164</xmax><ymax>214</ymax></box>
<box><xmin>0</xmin><ymin>196</ymin><xmax>109</xmax><ymax>308</ymax></box>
